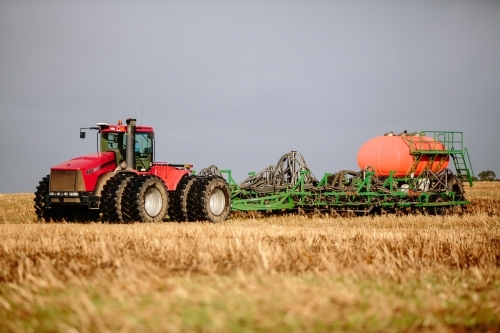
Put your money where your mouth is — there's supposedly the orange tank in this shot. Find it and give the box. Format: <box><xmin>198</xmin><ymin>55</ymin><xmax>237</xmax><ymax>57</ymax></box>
<box><xmin>357</xmin><ymin>132</ymin><xmax>450</xmax><ymax>177</ymax></box>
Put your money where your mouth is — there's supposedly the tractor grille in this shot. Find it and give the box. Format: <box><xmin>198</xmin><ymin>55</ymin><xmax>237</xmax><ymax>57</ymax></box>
<box><xmin>50</xmin><ymin>170</ymin><xmax>85</xmax><ymax>191</ymax></box>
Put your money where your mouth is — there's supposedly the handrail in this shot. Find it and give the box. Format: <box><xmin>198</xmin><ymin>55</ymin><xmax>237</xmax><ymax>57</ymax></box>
<box><xmin>409</xmin><ymin>131</ymin><xmax>465</xmax><ymax>152</ymax></box>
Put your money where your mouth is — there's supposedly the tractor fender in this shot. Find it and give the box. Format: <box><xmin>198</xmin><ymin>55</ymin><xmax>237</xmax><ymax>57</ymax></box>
<box><xmin>92</xmin><ymin>172</ymin><xmax>115</xmax><ymax>198</ymax></box>
<box><xmin>164</xmin><ymin>169</ymin><xmax>191</xmax><ymax>191</ymax></box>
<box><xmin>92</xmin><ymin>171</ymin><xmax>137</xmax><ymax>198</ymax></box>
<box><xmin>149</xmin><ymin>165</ymin><xmax>190</xmax><ymax>191</ymax></box>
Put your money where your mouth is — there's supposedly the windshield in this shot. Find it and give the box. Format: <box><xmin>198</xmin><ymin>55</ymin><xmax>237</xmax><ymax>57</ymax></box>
<box><xmin>100</xmin><ymin>132</ymin><xmax>153</xmax><ymax>170</ymax></box>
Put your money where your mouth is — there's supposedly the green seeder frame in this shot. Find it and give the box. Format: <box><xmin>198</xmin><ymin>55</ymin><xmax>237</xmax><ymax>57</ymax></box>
<box><xmin>222</xmin><ymin>169</ymin><xmax>469</xmax><ymax>214</ymax></box>
<box><xmin>217</xmin><ymin>131</ymin><xmax>474</xmax><ymax>215</ymax></box>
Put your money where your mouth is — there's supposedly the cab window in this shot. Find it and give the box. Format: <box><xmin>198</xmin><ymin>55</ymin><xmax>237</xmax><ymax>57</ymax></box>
<box><xmin>100</xmin><ymin>133</ymin><xmax>126</xmax><ymax>164</ymax></box>
<box><xmin>135</xmin><ymin>133</ymin><xmax>153</xmax><ymax>170</ymax></box>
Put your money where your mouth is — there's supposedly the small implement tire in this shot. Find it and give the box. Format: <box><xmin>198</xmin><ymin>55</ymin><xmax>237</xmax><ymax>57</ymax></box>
<box><xmin>430</xmin><ymin>195</ymin><xmax>450</xmax><ymax>216</ymax></box>
<box><xmin>449</xmin><ymin>176</ymin><xmax>466</xmax><ymax>201</ymax></box>
<box><xmin>187</xmin><ymin>176</ymin><xmax>231</xmax><ymax>222</ymax></box>
<box><xmin>168</xmin><ymin>175</ymin><xmax>196</xmax><ymax>222</ymax></box>
<box><xmin>100</xmin><ymin>173</ymin><xmax>134</xmax><ymax>223</ymax></box>
<box><xmin>122</xmin><ymin>175</ymin><xmax>169</xmax><ymax>222</ymax></box>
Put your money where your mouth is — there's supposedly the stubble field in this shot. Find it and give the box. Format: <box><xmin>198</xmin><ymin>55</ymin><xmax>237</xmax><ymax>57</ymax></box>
<box><xmin>0</xmin><ymin>182</ymin><xmax>499</xmax><ymax>332</ymax></box>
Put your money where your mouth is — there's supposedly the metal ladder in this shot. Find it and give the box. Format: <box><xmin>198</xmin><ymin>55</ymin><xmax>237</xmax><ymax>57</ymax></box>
<box><xmin>451</xmin><ymin>147</ymin><xmax>474</xmax><ymax>186</ymax></box>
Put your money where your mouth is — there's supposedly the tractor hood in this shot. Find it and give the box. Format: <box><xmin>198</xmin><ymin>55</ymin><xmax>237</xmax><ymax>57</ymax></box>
<box><xmin>50</xmin><ymin>152</ymin><xmax>117</xmax><ymax>192</ymax></box>
<box><xmin>51</xmin><ymin>152</ymin><xmax>116</xmax><ymax>171</ymax></box>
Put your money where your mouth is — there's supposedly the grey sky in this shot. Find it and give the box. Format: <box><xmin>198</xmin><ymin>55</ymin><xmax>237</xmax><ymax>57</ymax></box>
<box><xmin>1</xmin><ymin>1</ymin><xmax>499</xmax><ymax>193</ymax></box>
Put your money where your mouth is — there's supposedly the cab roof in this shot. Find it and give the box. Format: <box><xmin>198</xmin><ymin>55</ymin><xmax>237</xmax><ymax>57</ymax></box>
<box><xmin>98</xmin><ymin>124</ymin><xmax>154</xmax><ymax>133</ymax></box>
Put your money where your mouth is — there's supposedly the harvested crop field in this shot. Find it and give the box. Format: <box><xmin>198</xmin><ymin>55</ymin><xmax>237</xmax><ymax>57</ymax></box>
<box><xmin>1</xmin><ymin>182</ymin><xmax>499</xmax><ymax>332</ymax></box>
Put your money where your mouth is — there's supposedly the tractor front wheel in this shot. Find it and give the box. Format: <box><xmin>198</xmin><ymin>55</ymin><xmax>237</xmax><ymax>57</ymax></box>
<box><xmin>34</xmin><ymin>175</ymin><xmax>53</xmax><ymax>221</ymax></box>
<box><xmin>100</xmin><ymin>173</ymin><xmax>133</xmax><ymax>223</ymax></box>
<box><xmin>122</xmin><ymin>175</ymin><xmax>169</xmax><ymax>222</ymax></box>
<box><xmin>168</xmin><ymin>175</ymin><xmax>196</xmax><ymax>222</ymax></box>
<box><xmin>34</xmin><ymin>175</ymin><xmax>70</xmax><ymax>222</ymax></box>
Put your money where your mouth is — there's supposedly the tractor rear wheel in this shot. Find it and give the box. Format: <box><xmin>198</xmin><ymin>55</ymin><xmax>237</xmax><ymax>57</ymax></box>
<box><xmin>100</xmin><ymin>173</ymin><xmax>133</xmax><ymax>223</ymax></box>
<box><xmin>168</xmin><ymin>175</ymin><xmax>196</xmax><ymax>222</ymax></box>
<box><xmin>121</xmin><ymin>175</ymin><xmax>169</xmax><ymax>222</ymax></box>
<box><xmin>187</xmin><ymin>177</ymin><xmax>231</xmax><ymax>222</ymax></box>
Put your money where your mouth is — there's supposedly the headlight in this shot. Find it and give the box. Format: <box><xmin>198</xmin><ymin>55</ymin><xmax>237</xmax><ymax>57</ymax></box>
<box><xmin>49</xmin><ymin>191</ymin><xmax>79</xmax><ymax>196</ymax></box>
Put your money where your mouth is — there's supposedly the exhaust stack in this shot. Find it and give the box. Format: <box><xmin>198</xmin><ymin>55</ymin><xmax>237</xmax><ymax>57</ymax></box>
<box><xmin>126</xmin><ymin>118</ymin><xmax>136</xmax><ymax>170</ymax></box>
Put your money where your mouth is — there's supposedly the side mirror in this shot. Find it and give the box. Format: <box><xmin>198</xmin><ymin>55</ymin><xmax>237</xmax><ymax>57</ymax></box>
<box><xmin>79</xmin><ymin>126</ymin><xmax>99</xmax><ymax>139</ymax></box>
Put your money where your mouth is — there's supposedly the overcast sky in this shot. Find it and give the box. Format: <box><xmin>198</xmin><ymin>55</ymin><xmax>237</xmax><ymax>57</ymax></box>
<box><xmin>1</xmin><ymin>1</ymin><xmax>499</xmax><ymax>193</ymax></box>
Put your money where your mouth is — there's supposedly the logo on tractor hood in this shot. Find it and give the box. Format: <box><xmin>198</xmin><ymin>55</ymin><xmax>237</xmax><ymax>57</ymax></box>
<box><xmin>86</xmin><ymin>159</ymin><xmax>115</xmax><ymax>175</ymax></box>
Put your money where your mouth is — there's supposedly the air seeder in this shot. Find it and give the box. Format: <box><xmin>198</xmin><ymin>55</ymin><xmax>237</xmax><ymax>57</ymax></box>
<box><xmin>34</xmin><ymin>119</ymin><xmax>231</xmax><ymax>223</ymax></box>
<box><xmin>206</xmin><ymin>131</ymin><xmax>474</xmax><ymax>216</ymax></box>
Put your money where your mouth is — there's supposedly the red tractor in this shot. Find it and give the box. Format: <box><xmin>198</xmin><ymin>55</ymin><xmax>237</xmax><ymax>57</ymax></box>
<box><xmin>34</xmin><ymin>118</ymin><xmax>231</xmax><ymax>223</ymax></box>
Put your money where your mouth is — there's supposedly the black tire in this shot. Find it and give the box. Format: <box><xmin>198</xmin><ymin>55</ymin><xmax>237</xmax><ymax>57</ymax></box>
<box><xmin>121</xmin><ymin>175</ymin><xmax>169</xmax><ymax>222</ymax></box>
<box><xmin>187</xmin><ymin>176</ymin><xmax>231</xmax><ymax>223</ymax></box>
<box><xmin>100</xmin><ymin>173</ymin><xmax>134</xmax><ymax>223</ymax></box>
<box><xmin>168</xmin><ymin>175</ymin><xmax>196</xmax><ymax>222</ymax></box>
<box><xmin>449</xmin><ymin>176</ymin><xmax>466</xmax><ymax>201</ymax></box>
<box><xmin>430</xmin><ymin>195</ymin><xmax>450</xmax><ymax>216</ymax></box>
<box><xmin>34</xmin><ymin>175</ymin><xmax>52</xmax><ymax>221</ymax></box>
<box><xmin>33</xmin><ymin>175</ymin><xmax>70</xmax><ymax>222</ymax></box>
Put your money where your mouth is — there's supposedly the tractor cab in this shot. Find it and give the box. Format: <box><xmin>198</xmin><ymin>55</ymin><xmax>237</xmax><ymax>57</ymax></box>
<box><xmin>88</xmin><ymin>120</ymin><xmax>154</xmax><ymax>171</ymax></box>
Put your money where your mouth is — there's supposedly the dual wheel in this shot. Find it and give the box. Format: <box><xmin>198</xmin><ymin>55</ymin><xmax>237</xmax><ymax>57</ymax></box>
<box><xmin>187</xmin><ymin>176</ymin><xmax>231</xmax><ymax>222</ymax></box>
<box><xmin>168</xmin><ymin>175</ymin><xmax>231</xmax><ymax>222</ymax></box>
<box><xmin>101</xmin><ymin>174</ymin><xmax>168</xmax><ymax>223</ymax></box>
<box><xmin>101</xmin><ymin>173</ymin><xmax>231</xmax><ymax>223</ymax></box>
<box><xmin>121</xmin><ymin>175</ymin><xmax>169</xmax><ymax>222</ymax></box>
